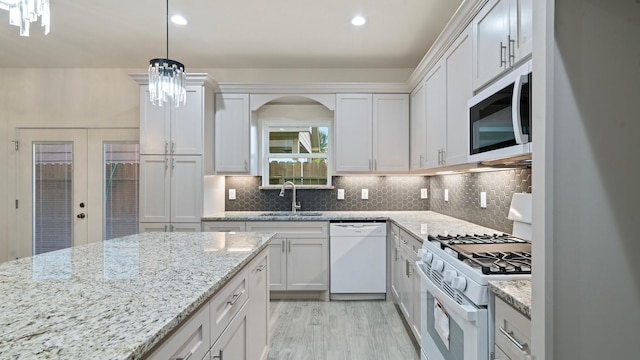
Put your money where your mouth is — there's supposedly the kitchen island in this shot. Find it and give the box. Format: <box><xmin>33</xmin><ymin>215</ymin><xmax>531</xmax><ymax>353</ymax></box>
<box><xmin>0</xmin><ymin>231</ymin><xmax>274</xmax><ymax>359</ymax></box>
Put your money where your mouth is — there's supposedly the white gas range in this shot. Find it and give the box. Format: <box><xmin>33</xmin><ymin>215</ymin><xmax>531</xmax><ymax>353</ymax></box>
<box><xmin>416</xmin><ymin>193</ymin><xmax>532</xmax><ymax>360</ymax></box>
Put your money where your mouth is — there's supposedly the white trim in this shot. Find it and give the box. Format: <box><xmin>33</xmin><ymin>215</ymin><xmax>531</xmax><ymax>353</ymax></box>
<box><xmin>250</xmin><ymin>94</ymin><xmax>336</xmax><ymax>111</ymax></box>
<box><xmin>218</xmin><ymin>82</ymin><xmax>409</xmax><ymax>94</ymax></box>
<box><xmin>407</xmin><ymin>0</ymin><xmax>488</xmax><ymax>92</ymax></box>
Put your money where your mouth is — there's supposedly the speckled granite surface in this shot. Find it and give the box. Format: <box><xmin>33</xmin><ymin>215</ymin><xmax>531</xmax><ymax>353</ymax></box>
<box><xmin>203</xmin><ymin>211</ymin><xmax>505</xmax><ymax>241</ymax></box>
<box><xmin>489</xmin><ymin>280</ymin><xmax>532</xmax><ymax>319</ymax></box>
<box><xmin>0</xmin><ymin>231</ymin><xmax>274</xmax><ymax>360</ymax></box>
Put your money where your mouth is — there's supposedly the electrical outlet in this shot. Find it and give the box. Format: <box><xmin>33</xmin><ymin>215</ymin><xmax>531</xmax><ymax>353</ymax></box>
<box><xmin>337</xmin><ymin>189</ymin><xmax>345</xmax><ymax>200</ymax></box>
<box><xmin>420</xmin><ymin>224</ymin><xmax>428</xmax><ymax>234</ymax></box>
<box><xmin>421</xmin><ymin>188</ymin><xmax>428</xmax><ymax>199</ymax></box>
<box><xmin>361</xmin><ymin>189</ymin><xmax>369</xmax><ymax>200</ymax></box>
<box><xmin>444</xmin><ymin>189</ymin><xmax>449</xmax><ymax>202</ymax></box>
<box><xmin>480</xmin><ymin>192</ymin><xmax>487</xmax><ymax>208</ymax></box>
<box><xmin>228</xmin><ymin>189</ymin><xmax>236</xmax><ymax>200</ymax></box>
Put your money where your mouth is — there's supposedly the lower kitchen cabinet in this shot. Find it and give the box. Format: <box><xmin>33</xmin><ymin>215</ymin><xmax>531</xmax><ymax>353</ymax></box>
<box><xmin>139</xmin><ymin>222</ymin><xmax>201</xmax><ymax>233</ymax></box>
<box><xmin>210</xmin><ymin>302</ymin><xmax>249</xmax><ymax>360</ymax></box>
<box><xmin>246</xmin><ymin>221</ymin><xmax>329</xmax><ymax>296</ymax></box>
<box><xmin>494</xmin><ymin>296</ymin><xmax>531</xmax><ymax>360</ymax></box>
<box><xmin>247</xmin><ymin>251</ymin><xmax>269</xmax><ymax>360</ymax></box>
<box><xmin>202</xmin><ymin>221</ymin><xmax>246</xmax><ymax>232</ymax></box>
<box><xmin>391</xmin><ymin>227</ymin><xmax>422</xmax><ymax>343</ymax></box>
<box><xmin>390</xmin><ymin>224</ymin><xmax>402</xmax><ymax>302</ymax></box>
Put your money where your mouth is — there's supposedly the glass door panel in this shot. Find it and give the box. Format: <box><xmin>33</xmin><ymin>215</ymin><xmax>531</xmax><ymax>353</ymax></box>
<box><xmin>103</xmin><ymin>143</ymin><xmax>139</xmax><ymax>240</ymax></box>
<box><xmin>33</xmin><ymin>143</ymin><xmax>73</xmax><ymax>255</ymax></box>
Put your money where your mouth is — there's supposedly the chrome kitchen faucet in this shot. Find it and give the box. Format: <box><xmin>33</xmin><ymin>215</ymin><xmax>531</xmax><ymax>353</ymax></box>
<box><xmin>279</xmin><ymin>181</ymin><xmax>301</xmax><ymax>213</ymax></box>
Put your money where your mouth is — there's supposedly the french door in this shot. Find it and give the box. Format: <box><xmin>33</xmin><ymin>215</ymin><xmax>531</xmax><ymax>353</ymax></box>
<box><xmin>15</xmin><ymin>128</ymin><xmax>139</xmax><ymax>259</ymax></box>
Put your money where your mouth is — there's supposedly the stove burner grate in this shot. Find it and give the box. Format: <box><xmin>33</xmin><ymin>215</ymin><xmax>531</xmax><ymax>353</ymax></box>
<box><xmin>462</xmin><ymin>251</ymin><xmax>532</xmax><ymax>274</ymax></box>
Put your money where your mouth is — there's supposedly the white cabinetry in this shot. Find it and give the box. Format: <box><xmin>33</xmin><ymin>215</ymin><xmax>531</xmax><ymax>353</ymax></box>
<box><xmin>247</xmin><ymin>252</ymin><xmax>269</xmax><ymax>360</ymax></box>
<box><xmin>246</xmin><ymin>222</ymin><xmax>329</xmax><ymax>296</ymax></box>
<box><xmin>390</xmin><ymin>224</ymin><xmax>402</xmax><ymax>302</ymax></box>
<box><xmin>146</xmin><ymin>302</ymin><xmax>210</xmax><ymax>360</ymax></box>
<box><xmin>202</xmin><ymin>221</ymin><xmax>247</xmax><ymax>232</ymax></box>
<box><xmin>391</xmin><ymin>227</ymin><xmax>422</xmax><ymax>343</ymax></box>
<box><xmin>494</xmin><ymin>296</ymin><xmax>531</xmax><ymax>360</ymax></box>
<box><xmin>335</xmin><ymin>94</ymin><xmax>409</xmax><ymax>173</ymax></box>
<box><xmin>424</xmin><ymin>60</ymin><xmax>447</xmax><ymax>169</ymax></box>
<box><xmin>472</xmin><ymin>0</ymin><xmax>532</xmax><ymax>90</ymax></box>
<box><xmin>137</xmin><ymin>76</ymin><xmax>213</xmax><ymax>233</ymax></box>
<box><xmin>214</xmin><ymin>93</ymin><xmax>252</xmax><ymax>174</ymax></box>
<box><xmin>410</xmin><ymin>82</ymin><xmax>427</xmax><ymax>171</ymax></box>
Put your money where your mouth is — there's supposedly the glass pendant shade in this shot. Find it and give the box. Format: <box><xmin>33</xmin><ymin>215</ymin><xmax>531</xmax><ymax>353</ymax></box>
<box><xmin>148</xmin><ymin>58</ymin><xmax>187</xmax><ymax>107</ymax></box>
<box><xmin>0</xmin><ymin>0</ymin><xmax>50</xmax><ymax>36</ymax></box>
<box><xmin>147</xmin><ymin>0</ymin><xmax>187</xmax><ymax>107</ymax></box>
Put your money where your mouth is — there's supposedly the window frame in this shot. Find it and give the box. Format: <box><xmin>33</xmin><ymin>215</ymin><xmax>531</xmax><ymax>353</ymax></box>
<box><xmin>260</xmin><ymin>118</ymin><xmax>333</xmax><ymax>188</ymax></box>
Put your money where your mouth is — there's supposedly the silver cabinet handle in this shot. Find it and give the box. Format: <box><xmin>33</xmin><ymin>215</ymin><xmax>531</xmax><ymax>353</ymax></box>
<box><xmin>288</xmin><ymin>240</ymin><xmax>291</xmax><ymax>253</ymax></box>
<box><xmin>500</xmin><ymin>42</ymin><xmax>507</xmax><ymax>67</ymax></box>
<box><xmin>171</xmin><ymin>157</ymin><xmax>175</xmax><ymax>171</ymax></box>
<box><xmin>257</xmin><ymin>264</ymin><xmax>266</xmax><ymax>272</ymax></box>
<box><xmin>419</xmin><ymin>154</ymin><xmax>423</xmax><ymax>168</ymax></box>
<box><xmin>176</xmin><ymin>350</ymin><xmax>193</xmax><ymax>360</ymax></box>
<box><xmin>165</xmin><ymin>141</ymin><xmax>169</xmax><ymax>155</ymax></box>
<box><xmin>171</xmin><ymin>140</ymin><xmax>176</xmax><ymax>154</ymax></box>
<box><xmin>227</xmin><ymin>290</ymin><xmax>245</xmax><ymax>306</ymax></box>
<box><xmin>281</xmin><ymin>241</ymin><xmax>285</xmax><ymax>253</ymax></box>
<box><xmin>212</xmin><ymin>350</ymin><xmax>223</xmax><ymax>360</ymax></box>
<box><xmin>508</xmin><ymin>35</ymin><xmax>515</xmax><ymax>66</ymax></box>
<box><xmin>395</xmin><ymin>247</ymin><xmax>399</xmax><ymax>262</ymax></box>
<box><xmin>244</xmin><ymin>160</ymin><xmax>248</xmax><ymax>171</ymax></box>
<box><xmin>499</xmin><ymin>327</ymin><xmax>527</xmax><ymax>351</ymax></box>
<box><xmin>170</xmin><ymin>224</ymin><xmax>174</xmax><ymax>232</ymax></box>
<box><xmin>165</xmin><ymin>157</ymin><xmax>169</xmax><ymax>171</ymax></box>
<box><xmin>164</xmin><ymin>224</ymin><xmax>168</xmax><ymax>232</ymax></box>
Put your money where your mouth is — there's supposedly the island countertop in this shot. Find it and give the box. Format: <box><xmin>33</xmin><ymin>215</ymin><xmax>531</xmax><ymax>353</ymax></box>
<box><xmin>0</xmin><ymin>231</ymin><xmax>274</xmax><ymax>360</ymax></box>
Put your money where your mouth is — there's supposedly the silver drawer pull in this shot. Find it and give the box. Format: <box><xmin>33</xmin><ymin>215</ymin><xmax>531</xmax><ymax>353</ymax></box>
<box><xmin>227</xmin><ymin>290</ymin><xmax>245</xmax><ymax>306</ymax></box>
<box><xmin>499</xmin><ymin>327</ymin><xmax>527</xmax><ymax>351</ymax></box>
<box><xmin>257</xmin><ymin>264</ymin><xmax>266</xmax><ymax>272</ymax></box>
<box><xmin>176</xmin><ymin>350</ymin><xmax>193</xmax><ymax>360</ymax></box>
<box><xmin>212</xmin><ymin>350</ymin><xmax>223</xmax><ymax>360</ymax></box>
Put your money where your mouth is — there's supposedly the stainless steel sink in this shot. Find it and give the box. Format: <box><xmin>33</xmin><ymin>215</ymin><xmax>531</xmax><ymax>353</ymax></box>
<box><xmin>259</xmin><ymin>212</ymin><xmax>323</xmax><ymax>217</ymax></box>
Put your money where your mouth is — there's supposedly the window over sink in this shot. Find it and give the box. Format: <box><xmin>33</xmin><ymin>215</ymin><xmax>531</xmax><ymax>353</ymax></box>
<box><xmin>259</xmin><ymin>104</ymin><xmax>333</xmax><ymax>187</ymax></box>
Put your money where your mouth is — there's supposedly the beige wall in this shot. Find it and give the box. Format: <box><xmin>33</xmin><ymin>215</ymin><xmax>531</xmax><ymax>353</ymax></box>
<box><xmin>0</xmin><ymin>68</ymin><xmax>140</xmax><ymax>262</ymax></box>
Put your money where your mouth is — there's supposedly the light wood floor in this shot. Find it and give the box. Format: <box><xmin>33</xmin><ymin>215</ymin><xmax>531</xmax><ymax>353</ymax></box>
<box><xmin>268</xmin><ymin>300</ymin><xmax>421</xmax><ymax>360</ymax></box>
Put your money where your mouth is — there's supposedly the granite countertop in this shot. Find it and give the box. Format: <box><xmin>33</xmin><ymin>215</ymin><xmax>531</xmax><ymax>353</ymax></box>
<box><xmin>0</xmin><ymin>231</ymin><xmax>275</xmax><ymax>360</ymax></box>
<box><xmin>489</xmin><ymin>280</ymin><xmax>532</xmax><ymax>319</ymax></box>
<box><xmin>203</xmin><ymin>210</ymin><xmax>505</xmax><ymax>240</ymax></box>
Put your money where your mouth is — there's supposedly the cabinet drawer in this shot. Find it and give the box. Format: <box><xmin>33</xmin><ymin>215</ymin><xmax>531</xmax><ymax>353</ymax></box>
<box><xmin>146</xmin><ymin>302</ymin><xmax>210</xmax><ymax>360</ymax></box>
<box><xmin>245</xmin><ymin>221</ymin><xmax>328</xmax><ymax>238</ymax></box>
<box><xmin>210</xmin><ymin>268</ymin><xmax>249</xmax><ymax>345</ymax></box>
<box><xmin>495</xmin><ymin>297</ymin><xmax>531</xmax><ymax>360</ymax></box>
<box><xmin>399</xmin><ymin>230</ymin><xmax>421</xmax><ymax>261</ymax></box>
<box><xmin>202</xmin><ymin>221</ymin><xmax>246</xmax><ymax>232</ymax></box>
<box><xmin>390</xmin><ymin>223</ymin><xmax>400</xmax><ymax>248</ymax></box>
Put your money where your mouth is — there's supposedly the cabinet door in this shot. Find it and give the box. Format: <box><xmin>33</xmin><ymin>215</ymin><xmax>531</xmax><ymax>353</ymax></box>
<box><xmin>171</xmin><ymin>86</ymin><xmax>203</xmax><ymax>155</ymax></box>
<box><xmin>170</xmin><ymin>155</ymin><xmax>203</xmax><ymax>223</ymax></box>
<box><xmin>286</xmin><ymin>238</ymin><xmax>328</xmax><ymax>291</ymax></box>
<box><xmin>202</xmin><ymin>221</ymin><xmax>246</xmax><ymax>232</ymax></box>
<box><xmin>445</xmin><ymin>26</ymin><xmax>473</xmax><ymax>166</ymax></box>
<box><xmin>139</xmin><ymin>86</ymin><xmax>170</xmax><ymax>155</ymax></box>
<box><xmin>215</xmin><ymin>94</ymin><xmax>250</xmax><ymax>173</ymax></box>
<box><xmin>473</xmin><ymin>0</ymin><xmax>510</xmax><ymax>90</ymax></box>
<box><xmin>170</xmin><ymin>223</ymin><xmax>202</xmax><ymax>232</ymax></box>
<box><xmin>510</xmin><ymin>0</ymin><xmax>532</xmax><ymax>63</ymax></box>
<box><xmin>138</xmin><ymin>222</ymin><xmax>169</xmax><ymax>233</ymax></box>
<box><xmin>424</xmin><ymin>60</ymin><xmax>447</xmax><ymax>169</ymax></box>
<box><xmin>390</xmin><ymin>224</ymin><xmax>401</xmax><ymax>302</ymax></box>
<box><xmin>139</xmin><ymin>155</ymin><xmax>170</xmax><ymax>223</ymax></box>
<box><xmin>398</xmin><ymin>252</ymin><xmax>411</xmax><ymax>321</ymax></box>
<box><xmin>410</xmin><ymin>261</ymin><xmax>422</xmax><ymax>342</ymax></box>
<box><xmin>248</xmin><ymin>251</ymin><xmax>269</xmax><ymax>360</ymax></box>
<box><xmin>373</xmin><ymin>94</ymin><xmax>409</xmax><ymax>173</ymax></box>
<box><xmin>335</xmin><ymin>94</ymin><xmax>373</xmax><ymax>172</ymax></box>
<box><xmin>268</xmin><ymin>238</ymin><xmax>286</xmax><ymax>291</ymax></box>
<box><xmin>146</xmin><ymin>303</ymin><xmax>210</xmax><ymax>360</ymax></box>
<box><xmin>410</xmin><ymin>81</ymin><xmax>427</xmax><ymax>171</ymax></box>
<box><xmin>210</xmin><ymin>302</ymin><xmax>248</xmax><ymax>360</ymax></box>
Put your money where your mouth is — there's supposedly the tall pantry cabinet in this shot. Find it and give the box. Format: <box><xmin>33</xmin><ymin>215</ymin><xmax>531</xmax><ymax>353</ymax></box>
<box><xmin>134</xmin><ymin>74</ymin><xmax>215</xmax><ymax>233</ymax></box>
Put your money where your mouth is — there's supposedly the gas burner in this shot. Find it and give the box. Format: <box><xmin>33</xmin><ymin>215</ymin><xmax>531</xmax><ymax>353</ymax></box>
<box><xmin>428</xmin><ymin>233</ymin><xmax>528</xmax><ymax>248</ymax></box>
<box><xmin>462</xmin><ymin>251</ymin><xmax>532</xmax><ymax>275</ymax></box>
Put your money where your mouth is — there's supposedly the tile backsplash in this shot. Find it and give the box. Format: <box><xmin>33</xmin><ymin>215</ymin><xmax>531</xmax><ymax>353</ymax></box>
<box><xmin>223</xmin><ymin>169</ymin><xmax>531</xmax><ymax>234</ymax></box>
<box><xmin>429</xmin><ymin>169</ymin><xmax>532</xmax><ymax>233</ymax></box>
<box><xmin>225</xmin><ymin>176</ymin><xmax>430</xmax><ymax>212</ymax></box>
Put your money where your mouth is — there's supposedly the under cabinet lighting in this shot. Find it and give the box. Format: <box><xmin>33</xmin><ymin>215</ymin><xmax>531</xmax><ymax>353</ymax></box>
<box><xmin>351</xmin><ymin>15</ymin><xmax>366</xmax><ymax>26</ymax></box>
<box><xmin>170</xmin><ymin>15</ymin><xmax>187</xmax><ymax>25</ymax></box>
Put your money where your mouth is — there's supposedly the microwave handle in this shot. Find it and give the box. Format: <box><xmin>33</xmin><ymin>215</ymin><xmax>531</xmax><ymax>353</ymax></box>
<box><xmin>512</xmin><ymin>73</ymin><xmax>530</xmax><ymax>144</ymax></box>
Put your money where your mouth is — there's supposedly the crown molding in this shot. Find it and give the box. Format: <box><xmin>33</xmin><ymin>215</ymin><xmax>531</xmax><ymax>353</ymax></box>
<box><xmin>406</xmin><ymin>0</ymin><xmax>487</xmax><ymax>91</ymax></box>
<box><xmin>216</xmin><ymin>82</ymin><xmax>409</xmax><ymax>94</ymax></box>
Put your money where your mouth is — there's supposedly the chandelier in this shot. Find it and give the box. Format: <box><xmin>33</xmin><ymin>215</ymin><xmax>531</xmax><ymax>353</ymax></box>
<box><xmin>148</xmin><ymin>0</ymin><xmax>186</xmax><ymax>107</ymax></box>
<box><xmin>0</xmin><ymin>0</ymin><xmax>50</xmax><ymax>36</ymax></box>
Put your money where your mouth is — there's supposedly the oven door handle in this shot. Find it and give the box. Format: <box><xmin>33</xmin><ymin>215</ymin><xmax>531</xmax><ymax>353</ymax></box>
<box><xmin>416</xmin><ymin>262</ymin><xmax>479</xmax><ymax>323</ymax></box>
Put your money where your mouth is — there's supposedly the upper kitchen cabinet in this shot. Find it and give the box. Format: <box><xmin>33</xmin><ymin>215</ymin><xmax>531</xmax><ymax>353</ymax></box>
<box><xmin>424</xmin><ymin>59</ymin><xmax>447</xmax><ymax>169</ymax></box>
<box><xmin>214</xmin><ymin>93</ymin><xmax>253</xmax><ymax>174</ymax></box>
<box><xmin>472</xmin><ymin>0</ymin><xmax>532</xmax><ymax>90</ymax></box>
<box><xmin>139</xmin><ymin>86</ymin><xmax>205</xmax><ymax>156</ymax></box>
<box><xmin>410</xmin><ymin>82</ymin><xmax>427</xmax><ymax>171</ymax></box>
<box><xmin>335</xmin><ymin>93</ymin><xmax>409</xmax><ymax>173</ymax></box>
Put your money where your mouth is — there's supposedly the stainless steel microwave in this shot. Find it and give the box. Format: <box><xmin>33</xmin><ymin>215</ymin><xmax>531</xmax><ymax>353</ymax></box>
<box><xmin>468</xmin><ymin>61</ymin><xmax>532</xmax><ymax>162</ymax></box>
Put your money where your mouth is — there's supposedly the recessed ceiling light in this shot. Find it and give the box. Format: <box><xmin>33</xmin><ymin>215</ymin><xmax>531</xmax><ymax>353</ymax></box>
<box><xmin>171</xmin><ymin>15</ymin><xmax>187</xmax><ymax>25</ymax></box>
<box><xmin>351</xmin><ymin>15</ymin><xmax>366</xmax><ymax>26</ymax></box>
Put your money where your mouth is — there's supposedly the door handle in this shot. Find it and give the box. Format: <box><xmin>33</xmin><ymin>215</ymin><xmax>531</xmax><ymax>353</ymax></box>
<box><xmin>76</xmin><ymin>213</ymin><xmax>86</xmax><ymax>219</ymax></box>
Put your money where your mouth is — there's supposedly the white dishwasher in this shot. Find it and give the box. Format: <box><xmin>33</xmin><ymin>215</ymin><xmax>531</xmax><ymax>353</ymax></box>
<box><xmin>329</xmin><ymin>222</ymin><xmax>387</xmax><ymax>300</ymax></box>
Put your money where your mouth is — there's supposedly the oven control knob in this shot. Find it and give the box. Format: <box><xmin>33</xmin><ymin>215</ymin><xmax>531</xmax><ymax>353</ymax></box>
<box><xmin>432</xmin><ymin>259</ymin><xmax>444</xmax><ymax>272</ymax></box>
<box><xmin>443</xmin><ymin>270</ymin><xmax>456</xmax><ymax>283</ymax></box>
<box><xmin>423</xmin><ymin>251</ymin><xmax>433</xmax><ymax>264</ymax></box>
<box><xmin>452</xmin><ymin>276</ymin><xmax>467</xmax><ymax>291</ymax></box>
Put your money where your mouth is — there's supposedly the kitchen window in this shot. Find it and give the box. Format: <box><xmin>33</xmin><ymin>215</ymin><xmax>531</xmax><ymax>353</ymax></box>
<box><xmin>261</xmin><ymin>119</ymin><xmax>332</xmax><ymax>187</ymax></box>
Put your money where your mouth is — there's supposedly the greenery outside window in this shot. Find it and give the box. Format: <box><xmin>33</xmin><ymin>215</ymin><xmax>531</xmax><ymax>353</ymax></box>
<box><xmin>262</xmin><ymin>120</ymin><xmax>331</xmax><ymax>187</ymax></box>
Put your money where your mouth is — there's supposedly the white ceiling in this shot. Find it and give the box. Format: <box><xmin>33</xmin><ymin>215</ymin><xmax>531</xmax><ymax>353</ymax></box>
<box><xmin>0</xmin><ymin>0</ymin><xmax>464</xmax><ymax>69</ymax></box>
